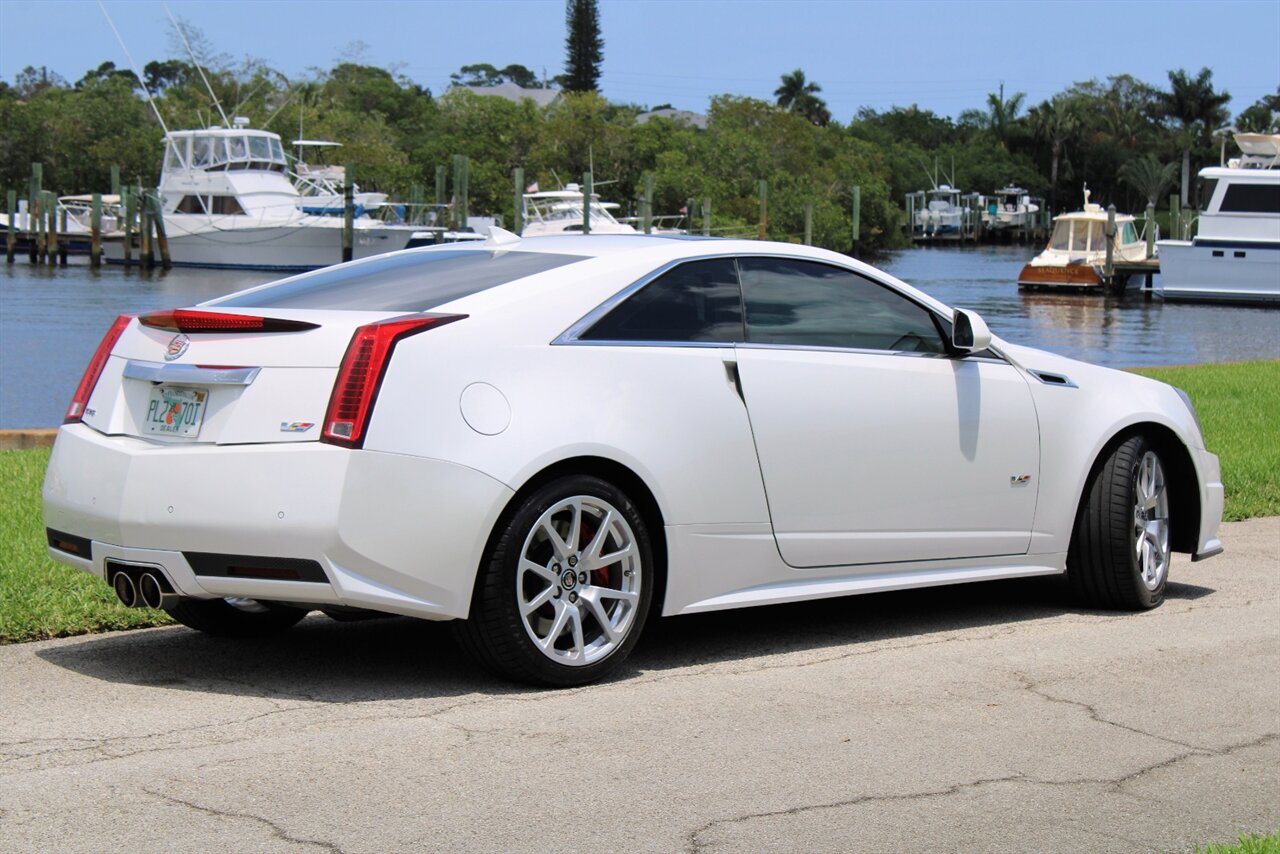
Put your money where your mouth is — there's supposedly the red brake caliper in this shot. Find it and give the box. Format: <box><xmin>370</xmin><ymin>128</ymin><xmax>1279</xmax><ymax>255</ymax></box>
<box><xmin>580</xmin><ymin>520</ymin><xmax>613</xmax><ymax>589</ymax></box>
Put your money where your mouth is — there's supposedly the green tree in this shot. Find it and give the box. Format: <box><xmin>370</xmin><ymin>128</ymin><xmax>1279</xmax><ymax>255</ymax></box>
<box><xmin>1158</xmin><ymin>67</ymin><xmax>1231</xmax><ymax>204</ymax></box>
<box><xmin>1029</xmin><ymin>96</ymin><xmax>1081</xmax><ymax>213</ymax></box>
<box><xmin>984</xmin><ymin>84</ymin><xmax>1026</xmax><ymax>150</ymax></box>
<box><xmin>563</xmin><ymin>0</ymin><xmax>603</xmax><ymax>93</ymax></box>
<box><xmin>1118</xmin><ymin>154</ymin><xmax>1177</xmax><ymax>207</ymax></box>
<box><xmin>1236</xmin><ymin>90</ymin><xmax>1279</xmax><ymax>133</ymax></box>
<box><xmin>774</xmin><ymin>69</ymin><xmax>830</xmax><ymax>126</ymax></box>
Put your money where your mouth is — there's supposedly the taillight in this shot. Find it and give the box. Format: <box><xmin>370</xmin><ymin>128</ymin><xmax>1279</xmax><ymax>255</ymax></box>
<box><xmin>321</xmin><ymin>314</ymin><xmax>466</xmax><ymax>448</ymax></box>
<box><xmin>65</xmin><ymin>314</ymin><xmax>134</xmax><ymax>423</ymax></box>
<box><xmin>138</xmin><ymin>309</ymin><xmax>319</xmax><ymax>333</ymax></box>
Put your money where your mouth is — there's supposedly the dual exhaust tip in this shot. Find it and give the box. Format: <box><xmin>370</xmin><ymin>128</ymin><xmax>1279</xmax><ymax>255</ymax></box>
<box><xmin>111</xmin><ymin>568</ymin><xmax>177</xmax><ymax>610</ymax></box>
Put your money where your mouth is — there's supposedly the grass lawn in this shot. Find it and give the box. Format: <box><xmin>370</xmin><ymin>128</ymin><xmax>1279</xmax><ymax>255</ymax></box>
<box><xmin>1196</xmin><ymin>830</ymin><xmax>1280</xmax><ymax>854</ymax></box>
<box><xmin>1133</xmin><ymin>360</ymin><xmax>1280</xmax><ymax>520</ymax></box>
<box><xmin>1</xmin><ymin>359</ymin><xmax>1276</xmax><ymax>644</ymax></box>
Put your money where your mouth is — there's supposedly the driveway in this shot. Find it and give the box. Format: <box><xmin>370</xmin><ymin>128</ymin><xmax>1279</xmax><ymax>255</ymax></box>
<box><xmin>2</xmin><ymin>517</ymin><xmax>1277</xmax><ymax>853</ymax></box>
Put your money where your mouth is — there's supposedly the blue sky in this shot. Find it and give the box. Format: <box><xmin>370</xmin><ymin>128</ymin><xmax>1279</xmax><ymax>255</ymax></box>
<box><xmin>1</xmin><ymin>0</ymin><xmax>1277</xmax><ymax>122</ymax></box>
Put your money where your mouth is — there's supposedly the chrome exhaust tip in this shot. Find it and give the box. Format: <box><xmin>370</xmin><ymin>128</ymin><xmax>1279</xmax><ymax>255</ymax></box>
<box><xmin>112</xmin><ymin>571</ymin><xmax>138</xmax><ymax>608</ymax></box>
<box><xmin>138</xmin><ymin>572</ymin><xmax>176</xmax><ymax>610</ymax></box>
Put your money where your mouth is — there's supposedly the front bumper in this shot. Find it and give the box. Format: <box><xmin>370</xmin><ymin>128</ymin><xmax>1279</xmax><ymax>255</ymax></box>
<box><xmin>42</xmin><ymin>424</ymin><xmax>514</xmax><ymax>620</ymax></box>
<box><xmin>1191</xmin><ymin>445</ymin><xmax>1225</xmax><ymax>561</ymax></box>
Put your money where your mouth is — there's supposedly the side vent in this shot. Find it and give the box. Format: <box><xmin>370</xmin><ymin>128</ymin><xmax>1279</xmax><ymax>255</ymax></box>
<box><xmin>1028</xmin><ymin>369</ymin><xmax>1077</xmax><ymax>388</ymax></box>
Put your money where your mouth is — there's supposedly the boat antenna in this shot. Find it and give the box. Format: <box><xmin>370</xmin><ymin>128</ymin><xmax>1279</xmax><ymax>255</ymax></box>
<box><xmin>163</xmin><ymin>1</ymin><xmax>231</xmax><ymax>128</ymax></box>
<box><xmin>97</xmin><ymin>0</ymin><xmax>169</xmax><ymax>135</ymax></box>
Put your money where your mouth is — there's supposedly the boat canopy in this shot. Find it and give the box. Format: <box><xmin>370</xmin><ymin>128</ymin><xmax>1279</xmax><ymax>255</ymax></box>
<box><xmin>163</xmin><ymin>129</ymin><xmax>288</xmax><ymax>174</ymax></box>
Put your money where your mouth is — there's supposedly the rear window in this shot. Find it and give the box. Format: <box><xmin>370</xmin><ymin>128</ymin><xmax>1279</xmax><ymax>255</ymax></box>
<box><xmin>209</xmin><ymin>250</ymin><xmax>586</xmax><ymax>311</ymax></box>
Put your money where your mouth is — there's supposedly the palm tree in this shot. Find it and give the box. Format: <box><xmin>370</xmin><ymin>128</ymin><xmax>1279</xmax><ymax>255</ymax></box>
<box><xmin>1158</xmin><ymin>68</ymin><xmax>1231</xmax><ymax>205</ymax></box>
<box><xmin>774</xmin><ymin>69</ymin><xmax>831</xmax><ymax>126</ymax></box>
<box><xmin>1029</xmin><ymin>96</ymin><xmax>1080</xmax><ymax>213</ymax></box>
<box><xmin>1118</xmin><ymin>154</ymin><xmax>1178</xmax><ymax>207</ymax></box>
<box><xmin>986</xmin><ymin>84</ymin><xmax>1026</xmax><ymax>149</ymax></box>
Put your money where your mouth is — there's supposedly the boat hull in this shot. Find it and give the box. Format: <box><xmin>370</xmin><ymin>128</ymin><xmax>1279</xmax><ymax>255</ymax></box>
<box><xmin>1017</xmin><ymin>263</ymin><xmax>1103</xmax><ymax>289</ymax></box>
<box><xmin>1157</xmin><ymin>240</ymin><xmax>1280</xmax><ymax>304</ymax></box>
<box><xmin>102</xmin><ymin>221</ymin><xmax>418</xmax><ymax>271</ymax></box>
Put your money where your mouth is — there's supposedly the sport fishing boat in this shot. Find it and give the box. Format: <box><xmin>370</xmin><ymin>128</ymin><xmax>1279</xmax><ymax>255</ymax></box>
<box><xmin>1156</xmin><ymin>133</ymin><xmax>1280</xmax><ymax>304</ymax></box>
<box><xmin>103</xmin><ymin>120</ymin><xmax>428</xmax><ymax>271</ymax></box>
<box><xmin>1018</xmin><ymin>189</ymin><xmax>1151</xmax><ymax>289</ymax></box>
<box><xmin>983</xmin><ymin>186</ymin><xmax>1040</xmax><ymax>231</ymax></box>
<box><xmin>521</xmin><ymin>184</ymin><xmax>638</xmax><ymax>236</ymax></box>
<box><xmin>291</xmin><ymin>139</ymin><xmax>389</xmax><ymax>216</ymax></box>
<box><xmin>915</xmin><ymin>185</ymin><xmax>966</xmax><ymax>236</ymax></box>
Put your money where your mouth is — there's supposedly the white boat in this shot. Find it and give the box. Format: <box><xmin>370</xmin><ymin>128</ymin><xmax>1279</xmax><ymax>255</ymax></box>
<box><xmin>103</xmin><ymin>120</ymin><xmax>429</xmax><ymax>271</ymax></box>
<box><xmin>1018</xmin><ymin>189</ymin><xmax>1151</xmax><ymax>289</ymax></box>
<box><xmin>915</xmin><ymin>185</ymin><xmax>965</xmax><ymax>235</ymax></box>
<box><xmin>291</xmin><ymin>140</ymin><xmax>389</xmax><ymax>216</ymax></box>
<box><xmin>521</xmin><ymin>184</ymin><xmax>637</xmax><ymax>236</ymax></box>
<box><xmin>1156</xmin><ymin>133</ymin><xmax>1280</xmax><ymax>304</ymax></box>
<box><xmin>983</xmin><ymin>186</ymin><xmax>1040</xmax><ymax>230</ymax></box>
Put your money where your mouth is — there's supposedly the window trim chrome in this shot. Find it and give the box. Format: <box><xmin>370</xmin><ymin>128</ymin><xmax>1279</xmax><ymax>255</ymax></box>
<box><xmin>123</xmin><ymin>360</ymin><xmax>261</xmax><ymax>386</ymax></box>
<box><xmin>552</xmin><ymin>251</ymin><xmax>1010</xmax><ymax>364</ymax></box>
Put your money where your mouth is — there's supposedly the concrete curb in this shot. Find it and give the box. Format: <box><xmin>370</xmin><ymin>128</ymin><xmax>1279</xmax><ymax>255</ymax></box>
<box><xmin>0</xmin><ymin>429</ymin><xmax>58</xmax><ymax>450</ymax></box>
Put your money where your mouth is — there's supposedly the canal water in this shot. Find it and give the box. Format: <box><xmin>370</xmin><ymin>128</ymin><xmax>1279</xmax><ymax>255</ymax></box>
<box><xmin>2</xmin><ymin>244</ymin><xmax>1277</xmax><ymax>428</ymax></box>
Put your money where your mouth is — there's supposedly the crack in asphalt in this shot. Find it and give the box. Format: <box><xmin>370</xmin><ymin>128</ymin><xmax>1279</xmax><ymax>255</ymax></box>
<box><xmin>144</xmin><ymin>787</ymin><xmax>347</xmax><ymax>853</ymax></box>
<box><xmin>1013</xmin><ymin>672</ymin><xmax>1208</xmax><ymax>752</ymax></box>
<box><xmin>683</xmin><ymin>732</ymin><xmax>1280</xmax><ymax>853</ymax></box>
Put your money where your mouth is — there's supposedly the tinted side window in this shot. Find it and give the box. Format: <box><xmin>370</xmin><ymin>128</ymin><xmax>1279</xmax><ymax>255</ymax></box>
<box><xmin>581</xmin><ymin>258</ymin><xmax>743</xmax><ymax>343</ymax></box>
<box><xmin>1220</xmin><ymin>183</ymin><xmax>1280</xmax><ymax>214</ymax></box>
<box><xmin>740</xmin><ymin>257</ymin><xmax>945</xmax><ymax>353</ymax></box>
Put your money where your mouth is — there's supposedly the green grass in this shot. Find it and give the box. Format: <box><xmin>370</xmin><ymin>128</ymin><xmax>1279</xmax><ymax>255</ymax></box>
<box><xmin>0</xmin><ymin>448</ymin><xmax>170</xmax><ymax>643</ymax></box>
<box><xmin>1195</xmin><ymin>830</ymin><xmax>1280</xmax><ymax>854</ymax></box>
<box><xmin>1132</xmin><ymin>360</ymin><xmax>1280</xmax><ymax>520</ymax></box>
<box><xmin>1</xmin><ymin>360</ymin><xmax>1276</xmax><ymax>643</ymax></box>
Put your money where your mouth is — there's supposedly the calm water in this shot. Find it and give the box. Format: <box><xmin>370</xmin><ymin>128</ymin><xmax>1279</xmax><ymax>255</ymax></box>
<box><xmin>2</xmin><ymin>245</ymin><xmax>1278</xmax><ymax>428</ymax></box>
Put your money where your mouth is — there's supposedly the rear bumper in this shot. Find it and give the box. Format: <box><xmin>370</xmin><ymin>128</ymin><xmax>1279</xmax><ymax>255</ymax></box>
<box><xmin>1191</xmin><ymin>445</ymin><xmax>1225</xmax><ymax>561</ymax></box>
<box><xmin>42</xmin><ymin>424</ymin><xmax>514</xmax><ymax>620</ymax></box>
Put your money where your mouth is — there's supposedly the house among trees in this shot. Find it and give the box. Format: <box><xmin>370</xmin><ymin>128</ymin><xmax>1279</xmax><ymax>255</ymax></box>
<box><xmin>451</xmin><ymin>81</ymin><xmax>562</xmax><ymax>108</ymax></box>
<box><xmin>636</xmin><ymin>108</ymin><xmax>708</xmax><ymax>130</ymax></box>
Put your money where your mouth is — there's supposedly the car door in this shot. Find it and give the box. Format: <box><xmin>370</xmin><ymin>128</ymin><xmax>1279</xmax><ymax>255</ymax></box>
<box><xmin>732</xmin><ymin>256</ymin><xmax>1040</xmax><ymax>568</ymax></box>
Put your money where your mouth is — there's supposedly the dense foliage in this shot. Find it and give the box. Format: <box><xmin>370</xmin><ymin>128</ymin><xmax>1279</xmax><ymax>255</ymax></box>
<box><xmin>1</xmin><ymin>49</ymin><xmax>1275</xmax><ymax>253</ymax></box>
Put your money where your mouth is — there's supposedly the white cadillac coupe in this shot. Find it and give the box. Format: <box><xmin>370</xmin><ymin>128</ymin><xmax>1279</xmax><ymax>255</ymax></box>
<box><xmin>43</xmin><ymin>233</ymin><xmax>1224</xmax><ymax>685</ymax></box>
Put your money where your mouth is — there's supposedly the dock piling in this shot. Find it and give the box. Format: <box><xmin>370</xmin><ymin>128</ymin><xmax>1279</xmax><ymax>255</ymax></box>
<box><xmin>803</xmin><ymin>201</ymin><xmax>813</xmax><ymax>246</ymax></box>
<box><xmin>512</xmin><ymin>168</ymin><xmax>524</xmax><ymax>234</ymax></box>
<box><xmin>758</xmin><ymin>180</ymin><xmax>768</xmax><ymax>240</ymax></box>
<box><xmin>851</xmin><ymin>185</ymin><xmax>861</xmax><ymax>257</ymax></box>
<box><xmin>57</xmin><ymin>205</ymin><xmax>68</xmax><ymax>265</ymax></box>
<box><xmin>582</xmin><ymin>171</ymin><xmax>593</xmax><ymax>235</ymax></box>
<box><xmin>1104</xmin><ymin>204</ymin><xmax>1116</xmax><ymax>290</ymax></box>
<box><xmin>109</xmin><ymin>165</ymin><xmax>120</xmax><ymax>196</ymax></box>
<box><xmin>5</xmin><ymin>190</ymin><xmax>15</xmax><ymax>263</ymax></box>
<box><xmin>342</xmin><ymin>178</ymin><xmax>354</xmax><ymax>263</ymax></box>
<box><xmin>90</xmin><ymin>193</ymin><xmax>102</xmax><ymax>267</ymax></box>
<box><xmin>122</xmin><ymin>186</ymin><xmax>134</xmax><ymax>267</ymax></box>
<box><xmin>149</xmin><ymin>190</ymin><xmax>170</xmax><ymax>269</ymax></box>
<box><xmin>642</xmin><ymin>175</ymin><xmax>654</xmax><ymax>234</ymax></box>
<box><xmin>702</xmin><ymin>198</ymin><xmax>711</xmax><ymax>237</ymax></box>
<box><xmin>139</xmin><ymin>186</ymin><xmax>153</xmax><ymax>269</ymax></box>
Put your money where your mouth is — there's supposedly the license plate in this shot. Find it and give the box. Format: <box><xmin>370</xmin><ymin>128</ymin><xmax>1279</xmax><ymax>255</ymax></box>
<box><xmin>143</xmin><ymin>386</ymin><xmax>208</xmax><ymax>438</ymax></box>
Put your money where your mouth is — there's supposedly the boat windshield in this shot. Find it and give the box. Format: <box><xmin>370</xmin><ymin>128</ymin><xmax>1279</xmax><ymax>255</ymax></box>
<box><xmin>172</xmin><ymin>132</ymin><xmax>288</xmax><ymax>173</ymax></box>
<box><xmin>1050</xmin><ymin>221</ymin><xmax>1070</xmax><ymax>250</ymax></box>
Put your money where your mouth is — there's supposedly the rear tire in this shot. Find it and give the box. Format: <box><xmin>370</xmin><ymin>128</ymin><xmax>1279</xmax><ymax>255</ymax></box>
<box><xmin>455</xmin><ymin>475</ymin><xmax>654</xmax><ymax>687</ymax></box>
<box><xmin>1066</xmin><ymin>435</ymin><xmax>1171</xmax><ymax>610</ymax></box>
<box><xmin>164</xmin><ymin>597</ymin><xmax>310</xmax><ymax>637</ymax></box>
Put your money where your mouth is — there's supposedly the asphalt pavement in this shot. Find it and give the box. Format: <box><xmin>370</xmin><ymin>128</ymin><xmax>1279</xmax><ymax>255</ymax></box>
<box><xmin>2</xmin><ymin>517</ymin><xmax>1277</xmax><ymax>853</ymax></box>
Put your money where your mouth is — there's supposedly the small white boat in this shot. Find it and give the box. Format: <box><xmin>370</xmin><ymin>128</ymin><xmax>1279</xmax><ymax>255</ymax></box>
<box><xmin>983</xmin><ymin>186</ymin><xmax>1040</xmax><ymax>231</ymax></box>
<box><xmin>291</xmin><ymin>140</ymin><xmax>388</xmax><ymax>215</ymax></box>
<box><xmin>915</xmin><ymin>185</ymin><xmax>965</xmax><ymax>235</ymax></box>
<box><xmin>521</xmin><ymin>184</ymin><xmax>637</xmax><ymax>236</ymax></box>
<box><xmin>1018</xmin><ymin>189</ymin><xmax>1151</xmax><ymax>289</ymax></box>
<box><xmin>103</xmin><ymin>120</ymin><xmax>430</xmax><ymax>271</ymax></box>
<box><xmin>1157</xmin><ymin>133</ymin><xmax>1280</xmax><ymax>304</ymax></box>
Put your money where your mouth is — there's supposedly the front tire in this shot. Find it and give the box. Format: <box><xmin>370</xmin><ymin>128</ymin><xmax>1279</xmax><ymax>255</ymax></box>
<box><xmin>1066</xmin><ymin>435</ymin><xmax>1171</xmax><ymax>610</ymax></box>
<box><xmin>456</xmin><ymin>475</ymin><xmax>654</xmax><ymax>687</ymax></box>
<box><xmin>164</xmin><ymin>597</ymin><xmax>310</xmax><ymax>637</ymax></box>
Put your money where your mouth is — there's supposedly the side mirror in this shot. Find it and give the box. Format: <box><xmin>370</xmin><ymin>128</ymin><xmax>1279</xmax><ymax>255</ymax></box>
<box><xmin>951</xmin><ymin>309</ymin><xmax>992</xmax><ymax>353</ymax></box>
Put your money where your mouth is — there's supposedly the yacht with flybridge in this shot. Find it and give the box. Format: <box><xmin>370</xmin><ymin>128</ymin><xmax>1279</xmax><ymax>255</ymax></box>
<box><xmin>1157</xmin><ymin>133</ymin><xmax>1280</xmax><ymax>304</ymax></box>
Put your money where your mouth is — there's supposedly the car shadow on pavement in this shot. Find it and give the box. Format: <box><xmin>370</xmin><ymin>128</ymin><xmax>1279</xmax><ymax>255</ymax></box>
<box><xmin>36</xmin><ymin>575</ymin><xmax>1216</xmax><ymax>699</ymax></box>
